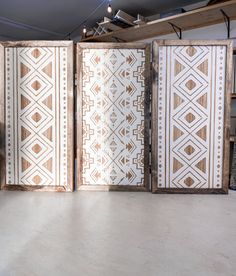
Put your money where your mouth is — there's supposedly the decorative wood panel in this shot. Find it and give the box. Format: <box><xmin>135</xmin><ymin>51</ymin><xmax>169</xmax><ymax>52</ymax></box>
<box><xmin>77</xmin><ymin>43</ymin><xmax>150</xmax><ymax>191</ymax></box>
<box><xmin>0</xmin><ymin>41</ymin><xmax>74</xmax><ymax>191</ymax></box>
<box><xmin>152</xmin><ymin>40</ymin><xmax>233</xmax><ymax>193</ymax></box>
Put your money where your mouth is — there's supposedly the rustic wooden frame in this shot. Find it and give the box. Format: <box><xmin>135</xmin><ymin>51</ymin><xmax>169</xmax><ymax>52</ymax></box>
<box><xmin>233</xmin><ymin>48</ymin><xmax>236</xmax><ymax>94</ymax></box>
<box><xmin>0</xmin><ymin>44</ymin><xmax>5</xmax><ymax>189</ymax></box>
<box><xmin>152</xmin><ymin>40</ymin><xmax>233</xmax><ymax>194</ymax></box>
<box><xmin>77</xmin><ymin>42</ymin><xmax>151</xmax><ymax>191</ymax></box>
<box><xmin>0</xmin><ymin>41</ymin><xmax>74</xmax><ymax>192</ymax></box>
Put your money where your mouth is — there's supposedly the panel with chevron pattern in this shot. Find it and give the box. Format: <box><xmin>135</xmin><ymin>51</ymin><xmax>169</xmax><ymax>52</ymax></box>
<box><xmin>4</xmin><ymin>43</ymin><xmax>73</xmax><ymax>191</ymax></box>
<box><xmin>152</xmin><ymin>41</ymin><xmax>230</xmax><ymax>192</ymax></box>
<box><xmin>78</xmin><ymin>45</ymin><xmax>149</xmax><ymax>189</ymax></box>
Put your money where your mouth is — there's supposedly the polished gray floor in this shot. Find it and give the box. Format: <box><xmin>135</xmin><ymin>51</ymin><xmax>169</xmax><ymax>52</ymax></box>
<box><xmin>0</xmin><ymin>191</ymin><xmax>236</xmax><ymax>276</ymax></box>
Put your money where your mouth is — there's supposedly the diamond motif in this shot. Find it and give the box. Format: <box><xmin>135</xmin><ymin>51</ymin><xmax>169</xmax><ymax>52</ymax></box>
<box><xmin>184</xmin><ymin>177</ymin><xmax>194</xmax><ymax>187</ymax></box>
<box><xmin>31</xmin><ymin>48</ymin><xmax>41</xmax><ymax>59</ymax></box>
<box><xmin>172</xmin><ymin>169</ymin><xmax>205</xmax><ymax>189</ymax></box>
<box><xmin>174</xmin><ymin>138</ymin><xmax>203</xmax><ymax>162</ymax></box>
<box><xmin>186</xmin><ymin>46</ymin><xmax>197</xmax><ymax>57</ymax></box>
<box><xmin>32</xmin><ymin>175</ymin><xmax>42</xmax><ymax>184</ymax></box>
<box><xmin>110</xmin><ymin>140</ymin><xmax>117</xmax><ymax>153</ymax></box>
<box><xmin>179</xmin><ymin>46</ymin><xmax>207</xmax><ymax>65</ymax></box>
<box><xmin>22</xmin><ymin>168</ymin><xmax>52</xmax><ymax>186</ymax></box>
<box><xmin>185</xmin><ymin>113</ymin><xmax>196</xmax><ymax>123</ymax></box>
<box><xmin>174</xmin><ymin>73</ymin><xmax>207</xmax><ymax>98</ymax></box>
<box><xmin>24</xmin><ymin>75</ymin><xmax>51</xmax><ymax>97</ymax></box>
<box><xmin>31</xmin><ymin>80</ymin><xmax>41</xmax><ymax>91</ymax></box>
<box><xmin>31</xmin><ymin>112</ymin><xmax>42</xmax><ymax>123</ymax></box>
<box><xmin>32</xmin><ymin>144</ymin><xmax>42</xmax><ymax>154</ymax></box>
<box><xmin>184</xmin><ymin>145</ymin><xmax>195</xmax><ymax>156</ymax></box>
<box><xmin>110</xmin><ymin>53</ymin><xmax>117</xmax><ymax>65</ymax></box>
<box><xmin>24</xmin><ymin>106</ymin><xmax>52</xmax><ymax>130</ymax></box>
<box><xmin>176</xmin><ymin>106</ymin><xmax>206</xmax><ymax>131</ymax></box>
<box><xmin>23</xmin><ymin>138</ymin><xmax>49</xmax><ymax>162</ymax></box>
<box><xmin>185</xmin><ymin>79</ymin><xmax>196</xmax><ymax>91</ymax></box>
<box><xmin>110</xmin><ymin>112</ymin><xmax>117</xmax><ymax>124</ymax></box>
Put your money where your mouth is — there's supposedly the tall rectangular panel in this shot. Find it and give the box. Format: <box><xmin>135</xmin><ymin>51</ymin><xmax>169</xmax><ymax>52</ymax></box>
<box><xmin>77</xmin><ymin>43</ymin><xmax>150</xmax><ymax>190</ymax></box>
<box><xmin>152</xmin><ymin>40</ymin><xmax>233</xmax><ymax>193</ymax></box>
<box><xmin>0</xmin><ymin>41</ymin><xmax>74</xmax><ymax>191</ymax></box>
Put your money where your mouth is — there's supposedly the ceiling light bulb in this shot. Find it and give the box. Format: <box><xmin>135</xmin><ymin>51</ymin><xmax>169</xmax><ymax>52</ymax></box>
<box><xmin>83</xmin><ymin>26</ymin><xmax>87</xmax><ymax>34</ymax></box>
<box><xmin>107</xmin><ymin>4</ymin><xmax>112</xmax><ymax>13</ymax></box>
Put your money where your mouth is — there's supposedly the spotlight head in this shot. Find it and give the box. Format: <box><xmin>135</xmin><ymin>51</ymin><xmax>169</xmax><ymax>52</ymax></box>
<box><xmin>107</xmin><ymin>3</ymin><xmax>112</xmax><ymax>13</ymax></box>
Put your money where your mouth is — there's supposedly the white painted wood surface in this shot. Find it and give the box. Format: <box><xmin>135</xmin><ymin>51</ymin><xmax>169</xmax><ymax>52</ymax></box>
<box><xmin>157</xmin><ymin>44</ymin><xmax>226</xmax><ymax>189</ymax></box>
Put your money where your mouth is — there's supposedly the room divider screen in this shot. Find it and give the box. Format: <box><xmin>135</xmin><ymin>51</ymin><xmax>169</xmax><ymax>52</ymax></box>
<box><xmin>0</xmin><ymin>40</ymin><xmax>232</xmax><ymax>193</ymax></box>
<box><xmin>152</xmin><ymin>40</ymin><xmax>233</xmax><ymax>193</ymax></box>
<box><xmin>77</xmin><ymin>43</ymin><xmax>150</xmax><ymax>190</ymax></box>
<box><xmin>0</xmin><ymin>41</ymin><xmax>74</xmax><ymax>191</ymax></box>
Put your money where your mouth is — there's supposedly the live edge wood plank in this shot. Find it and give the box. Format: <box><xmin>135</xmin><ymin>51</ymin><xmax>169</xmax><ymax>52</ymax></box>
<box><xmin>81</xmin><ymin>1</ymin><xmax>236</xmax><ymax>42</ymax></box>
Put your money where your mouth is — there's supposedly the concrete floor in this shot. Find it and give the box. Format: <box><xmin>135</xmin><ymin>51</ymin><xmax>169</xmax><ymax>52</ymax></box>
<box><xmin>0</xmin><ymin>191</ymin><xmax>236</xmax><ymax>276</ymax></box>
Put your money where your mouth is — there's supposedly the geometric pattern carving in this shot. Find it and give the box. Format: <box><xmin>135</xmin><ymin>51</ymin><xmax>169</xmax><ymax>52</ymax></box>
<box><xmin>5</xmin><ymin>46</ymin><xmax>68</xmax><ymax>187</ymax></box>
<box><xmin>81</xmin><ymin>48</ymin><xmax>146</xmax><ymax>186</ymax></box>
<box><xmin>157</xmin><ymin>44</ymin><xmax>226</xmax><ymax>189</ymax></box>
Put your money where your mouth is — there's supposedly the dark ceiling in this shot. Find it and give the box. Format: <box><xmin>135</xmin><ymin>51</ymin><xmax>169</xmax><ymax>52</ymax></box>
<box><xmin>0</xmin><ymin>0</ymin><xmax>203</xmax><ymax>40</ymax></box>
